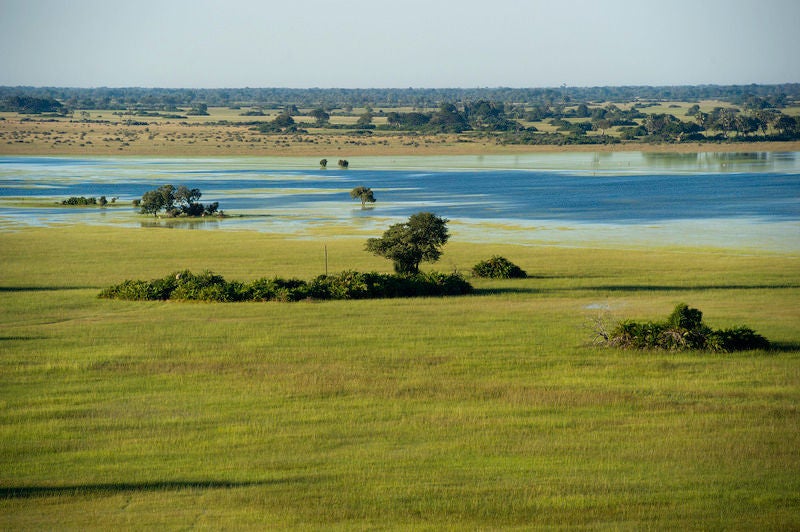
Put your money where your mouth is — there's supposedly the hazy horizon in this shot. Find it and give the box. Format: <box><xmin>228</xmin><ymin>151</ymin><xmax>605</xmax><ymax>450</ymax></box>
<box><xmin>1</xmin><ymin>0</ymin><xmax>798</xmax><ymax>89</ymax></box>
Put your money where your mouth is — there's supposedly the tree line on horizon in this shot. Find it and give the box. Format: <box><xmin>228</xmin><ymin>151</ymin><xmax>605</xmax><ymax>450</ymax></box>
<box><xmin>2</xmin><ymin>85</ymin><xmax>798</xmax><ymax>143</ymax></box>
<box><xmin>2</xmin><ymin>84</ymin><xmax>798</xmax><ymax>111</ymax></box>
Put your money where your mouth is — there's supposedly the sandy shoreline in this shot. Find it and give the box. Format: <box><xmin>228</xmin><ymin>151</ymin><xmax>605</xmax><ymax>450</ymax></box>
<box><xmin>2</xmin><ymin>117</ymin><xmax>799</xmax><ymax>157</ymax></box>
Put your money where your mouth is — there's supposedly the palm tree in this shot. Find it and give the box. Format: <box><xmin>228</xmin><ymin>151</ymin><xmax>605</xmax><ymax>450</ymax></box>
<box><xmin>350</xmin><ymin>186</ymin><xmax>376</xmax><ymax>209</ymax></box>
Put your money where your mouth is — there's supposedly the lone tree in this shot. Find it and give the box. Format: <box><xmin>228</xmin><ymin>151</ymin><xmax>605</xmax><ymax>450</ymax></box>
<box><xmin>350</xmin><ymin>186</ymin><xmax>376</xmax><ymax>208</ymax></box>
<box><xmin>365</xmin><ymin>212</ymin><xmax>449</xmax><ymax>275</ymax></box>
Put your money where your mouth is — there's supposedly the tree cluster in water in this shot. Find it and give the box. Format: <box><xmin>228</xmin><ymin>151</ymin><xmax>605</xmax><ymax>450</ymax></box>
<box><xmin>134</xmin><ymin>185</ymin><xmax>220</xmax><ymax>218</ymax></box>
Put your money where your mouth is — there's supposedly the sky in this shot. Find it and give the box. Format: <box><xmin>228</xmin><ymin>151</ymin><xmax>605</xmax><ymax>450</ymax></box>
<box><xmin>1</xmin><ymin>0</ymin><xmax>798</xmax><ymax>88</ymax></box>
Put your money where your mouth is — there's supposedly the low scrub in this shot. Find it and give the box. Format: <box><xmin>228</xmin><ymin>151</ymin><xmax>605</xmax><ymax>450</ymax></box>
<box><xmin>62</xmin><ymin>196</ymin><xmax>100</xmax><ymax>206</ymax></box>
<box><xmin>471</xmin><ymin>255</ymin><xmax>527</xmax><ymax>278</ymax></box>
<box><xmin>99</xmin><ymin>269</ymin><xmax>472</xmax><ymax>302</ymax></box>
<box><xmin>595</xmin><ymin>303</ymin><xmax>770</xmax><ymax>353</ymax></box>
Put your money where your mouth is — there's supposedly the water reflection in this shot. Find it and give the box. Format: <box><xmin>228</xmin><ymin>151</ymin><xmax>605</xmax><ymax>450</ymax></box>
<box><xmin>640</xmin><ymin>151</ymin><xmax>790</xmax><ymax>173</ymax></box>
<box><xmin>139</xmin><ymin>219</ymin><xmax>221</xmax><ymax>230</ymax></box>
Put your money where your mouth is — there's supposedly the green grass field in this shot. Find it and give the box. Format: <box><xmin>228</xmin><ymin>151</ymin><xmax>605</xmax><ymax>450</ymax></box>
<box><xmin>1</xmin><ymin>225</ymin><xmax>799</xmax><ymax>529</ymax></box>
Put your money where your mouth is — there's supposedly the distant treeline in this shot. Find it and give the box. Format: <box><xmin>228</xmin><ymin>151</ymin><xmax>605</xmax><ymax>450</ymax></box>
<box><xmin>1</xmin><ymin>84</ymin><xmax>798</xmax><ymax>111</ymax></box>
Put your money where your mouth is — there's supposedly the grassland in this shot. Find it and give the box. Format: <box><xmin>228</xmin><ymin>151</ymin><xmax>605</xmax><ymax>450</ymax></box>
<box><xmin>1</xmin><ymin>225</ymin><xmax>798</xmax><ymax>529</ymax></box>
<box><xmin>3</xmin><ymin>105</ymin><xmax>800</xmax><ymax>157</ymax></box>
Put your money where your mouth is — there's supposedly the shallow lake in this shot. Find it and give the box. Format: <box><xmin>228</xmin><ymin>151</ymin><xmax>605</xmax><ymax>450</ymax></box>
<box><xmin>1</xmin><ymin>152</ymin><xmax>799</xmax><ymax>251</ymax></box>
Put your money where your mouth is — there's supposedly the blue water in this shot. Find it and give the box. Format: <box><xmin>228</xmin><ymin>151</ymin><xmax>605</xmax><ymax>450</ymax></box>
<box><xmin>2</xmin><ymin>154</ymin><xmax>799</xmax><ymax>224</ymax></box>
<box><xmin>1</xmin><ymin>154</ymin><xmax>799</xmax><ymax>250</ymax></box>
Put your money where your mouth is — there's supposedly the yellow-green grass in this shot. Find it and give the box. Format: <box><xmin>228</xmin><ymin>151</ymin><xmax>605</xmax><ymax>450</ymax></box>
<box><xmin>1</xmin><ymin>225</ymin><xmax>799</xmax><ymax>529</ymax></box>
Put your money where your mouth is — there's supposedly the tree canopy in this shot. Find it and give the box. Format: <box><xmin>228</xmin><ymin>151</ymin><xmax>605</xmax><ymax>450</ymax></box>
<box><xmin>350</xmin><ymin>186</ymin><xmax>376</xmax><ymax>208</ymax></box>
<box><xmin>365</xmin><ymin>212</ymin><xmax>449</xmax><ymax>275</ymax></box>
<box><xmin>139</xmin><ymin>184</ymin><xmax>219</xmax><ymax>217</ymax></box>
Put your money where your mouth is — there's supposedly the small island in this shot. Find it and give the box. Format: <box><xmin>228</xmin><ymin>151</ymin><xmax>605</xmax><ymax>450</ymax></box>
<box><xmin>132</xmin><ymin>184</ymin><xmax>222</xmax><ymax>218</ymax></box>
<box><xmin>60</xmin><ymin>196</ymin><xmax>117</xmax><ymax>206</ymax></box>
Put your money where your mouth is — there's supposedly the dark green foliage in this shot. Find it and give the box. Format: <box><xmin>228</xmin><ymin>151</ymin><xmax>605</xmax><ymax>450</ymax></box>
<box><xmin>366</xmin><ymin>212</ymin><xmax>449</xmax><ymax>275</ymax></box>
<box><xmin>309</xmin><ymin>271</ymin><xmax>373</xmax><ymax>300</ymax></box>
<box><xmin>246</xmin><ymin>277</ymin><xmax>309</xmax><ymax>302</ymax></box>
<box><xmin>601</xmin><ymin>303</ymin><xmax>770</xmax><ymax>353</ymax></box>
<box><xmin>170</xmin><ymin>271</ymin><xmax>233</xmax><ymax>302</ymax></box>
<box><xmin>61</xmin><ymin>196</ymin><xmax>97</xmax><ymax>205</ymax></box>
<box><xmin>186</xmin><ymin>103</ymin><xmax>209</xmax><ymax>116</ymax></box>
<box><xmin>1</xmin><ymin>95</ymin><xmax>63</xmax><ymax>114</ymax></box>
<box><xmin>5</xmin><ymin>85</ymin><xmax>798</xmax><ymax>113</ymax></box>
<box><xmin>310</xmin><ymin>108</ymin><xmax>330</xmax><ymax>125</ymax></box>
<box><xmin>257</xmin><ymin>113</ymin><xmax>296</xmax><ymax>133</ymax></box>
<box><xmin>667</xmin><ymin>303</ymin><xmax>704</xmax><ymax>330</ymax></box>
<box><xmin>138</xmin><ymin>184</ymin><xmax>220</xmax><ymax>217</ymax></box>
<box><xmin>204</xmin><ymin>202</ymin><xmax>220</xmax><ymax>216</ymax></box>
<box><xmin>350</xmin><ymin>186</ymin><xmax>375</xmax><ymax>208</ymax></box>
<box><xmin>139</xmin><ymin>185</ymin><xmax>172</xmax><ymax>216</ymax></box>
<box><xmin>419</xmin><ymin>271</ymin><xmax>474</xmax><ymax>296</ymax></box>
<box><xmin>710</xmin><ymin>326</ymin><xmax>771</xmax><ymax>352</ymax></box>
<box><xmin>310</xmin><ymin>271</ymin><xmax>472</xmax><ymax>299</ymax></box>
<box><xmin>99</xmin><ymin>270</ymin><xmax>472</xmax><ymax>302</ymax></box>
<box><xmin>386</xmin><ymin>111</ymin><xmax>431</xmax><ymax>129</ymax></box>
<box><xmin>471</xmin><ymin>255</ymin><xmax>527</xmax><ymax>278</ymax></box>
<box><xmin>98</xmin><ymin>276</ymin><xmax>176</xmax><ymax>301</ymax></box>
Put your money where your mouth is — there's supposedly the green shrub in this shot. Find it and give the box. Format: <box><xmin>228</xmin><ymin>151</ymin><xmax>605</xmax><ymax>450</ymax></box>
<box><xmin>170</xmin><ymin>271</ymin><xmax>230</xmax><ymax>301</ymax></box>
<box><xmin>100</xmin><ymin>270</ymin><xmax>472</xmax><ymax>303</ymax></box>
<box><xmin>600</xmin><ymin>303</ymin><xmax>770</xmax><ymax>353</ymax></box>
<box><xmin>709</xmin><ymin>326</ymin><xmax>771</xmax><ymax>352</ymax></box>
<box><xmin>418</xmin><ymin>271</ymin><xmax>474</xmax><ymax>296</ymax></box>
<box><xmin>61</xmin><ymin>196</ymin><xmax>97</xmax><ymax>206</ymax></box>
<box><xmin>98</xmin><ymin>279</ymin><xmax>157</xmax><ymax>300</ymax></box>
<box><xmin>471</xmin><ymin>256</ymin><xmax>527</xmax><ymax>279</ymax></box>
<box><xmin>309</xmin><ymin>271</ymin><xmax>472</xmax><ymax>300</ymax></box>
<box><xmin>667</xmin><ymin>303</ymin><xmax>704</xmax><ymax>330</ymax></box>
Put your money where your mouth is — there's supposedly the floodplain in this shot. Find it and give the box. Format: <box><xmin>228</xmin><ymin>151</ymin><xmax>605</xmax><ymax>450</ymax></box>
<box><xmin>1</xmin><ymin>151</ymin><xmax>799</xmax><ymax>529</ymax></box>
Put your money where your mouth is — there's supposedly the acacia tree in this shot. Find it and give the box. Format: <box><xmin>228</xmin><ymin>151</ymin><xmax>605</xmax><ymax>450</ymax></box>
<box><xmin>365</xmin><ymin>212</ymin><xmax>449</xmax><ymax>275</ymax></box>
<box><xmin>350</xmin><ymin>186</ymin><xmax>376</xmax><ymax>208</ymax></box>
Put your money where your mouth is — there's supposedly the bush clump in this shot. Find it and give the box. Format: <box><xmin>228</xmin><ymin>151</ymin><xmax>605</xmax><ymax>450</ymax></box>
<box><xmin>62</xmin><ymin>196</ymin><xmax>98</xmax><ymax>205</ymax></box>
<box><xmin>99</xmin><ymin>270</ymin><xmax>472</xmax><ymax>302</ymax></box>
<box><xmin>471</xmin><ymin>255</ymin><xmax>527</xmax><ymax>279</ymax></box>
<box><xmin>597</xmin><ymin>303</ymin><xmax>770</xmax><ymax>353</ymax></box>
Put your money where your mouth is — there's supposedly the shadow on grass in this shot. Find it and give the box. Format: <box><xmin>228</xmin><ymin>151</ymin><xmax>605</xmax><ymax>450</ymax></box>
<box><xmin>0</xmin><ymin>479</ymin><xmax>311</xmax><ymax>499</ymax></box>
<box><xmin>0</xmin><ymin>286</ymin><xmax>96</xmax><ymax>292</ymax></box>
<box><xmin>472</xmin><ymin>287</ymin><xmax>545</xmax><ymax>296</ymax></box>
<box><xmin>472</xmin><ymin>283</ymin><xmax>799</xmax><ymax>297</ymax></box>
<box><xmin>769</xmin><ymin>341</ymin><xmax>800</xmax><ymax>353</ymax></box>
<box><xmin>573</xmin><ymin>284</ymin><xmax>800</xmax><ymax>292</ymax></box>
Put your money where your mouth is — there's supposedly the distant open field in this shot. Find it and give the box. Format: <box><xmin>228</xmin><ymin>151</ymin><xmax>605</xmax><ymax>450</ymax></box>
<box><xmin>3</xmin><ymin>106</ymin><xmax>800</xmax><ymax>157</ymax></box>
<box><xmin>1</xmin><ymin>224</ymin><xmax>799</xmax><ymax>528</ymax></box>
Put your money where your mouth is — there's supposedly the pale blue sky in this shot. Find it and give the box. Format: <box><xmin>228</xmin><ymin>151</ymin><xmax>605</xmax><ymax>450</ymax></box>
<box><xmin>1</xmin><ymin>0</ymin><xmax>798</xmax><ymax>88</ymax></box>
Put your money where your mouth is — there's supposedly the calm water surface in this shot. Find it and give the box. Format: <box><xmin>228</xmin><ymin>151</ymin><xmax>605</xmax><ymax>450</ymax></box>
<box><xmin>1</xmin><ymin>152</ymin><xmax>798</xmax><ymax>250</ymax></box>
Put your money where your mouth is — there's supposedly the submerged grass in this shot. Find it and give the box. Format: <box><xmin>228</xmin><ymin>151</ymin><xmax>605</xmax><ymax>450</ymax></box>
<box><xmin>1</xmin><ymin>225</ymin><xmax>799</xmax><ymax>529</ymax></box>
